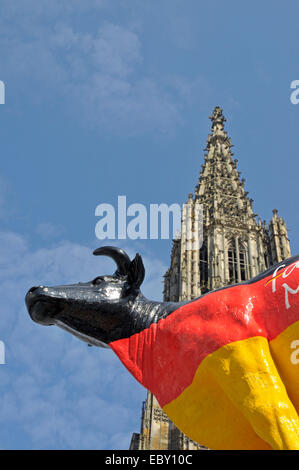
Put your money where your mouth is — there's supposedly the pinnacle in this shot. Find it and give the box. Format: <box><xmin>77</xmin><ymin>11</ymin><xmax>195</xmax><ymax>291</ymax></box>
<box><xmin>209</xmin><ymin>106</ymin><xmax>226</xmax><ymax>129</ymax></box>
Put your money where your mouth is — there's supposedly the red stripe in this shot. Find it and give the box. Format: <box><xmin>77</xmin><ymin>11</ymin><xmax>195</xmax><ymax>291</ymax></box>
<box><xmin>110</xmin><ymin>261</ymin><xmax>299</xmax><ymax>407</ymax></box>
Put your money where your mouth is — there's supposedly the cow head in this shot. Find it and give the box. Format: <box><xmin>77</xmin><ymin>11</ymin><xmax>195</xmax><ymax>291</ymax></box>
<box><xmin>25</xmin><ymin>246</ymin><xmax>145</xmax><ymax>347</ymax></box>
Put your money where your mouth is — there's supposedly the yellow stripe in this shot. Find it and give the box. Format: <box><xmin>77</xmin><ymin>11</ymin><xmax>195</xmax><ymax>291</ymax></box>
<box><xmin>265</xmin><ymin>271</ymin><xmax>284</xmax><ymax>286</ymax></box>
<box><xmin>163</xmin><ymin>332</ymin><xmax>299</xmax><ymax>450</ymax></box>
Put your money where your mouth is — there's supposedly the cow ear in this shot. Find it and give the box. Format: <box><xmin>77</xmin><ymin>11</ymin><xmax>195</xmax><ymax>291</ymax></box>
<box><xmin>127</xmin><ymin>253</ymin><xmax>145</xmax><ymax>289</ymax></box>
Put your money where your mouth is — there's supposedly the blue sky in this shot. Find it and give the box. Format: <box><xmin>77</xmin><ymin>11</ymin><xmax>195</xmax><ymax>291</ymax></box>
<box><xmin>0</xmin><ymin>0</ymin><xmax>299</xmax><ymax>449</ymax></box>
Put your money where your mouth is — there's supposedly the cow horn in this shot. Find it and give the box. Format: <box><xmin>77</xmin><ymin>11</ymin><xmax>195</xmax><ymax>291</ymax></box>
<box><xmin>93</xmin><ymin>246</ymin><xmax>131</xmax><ymax>276</ymax></box>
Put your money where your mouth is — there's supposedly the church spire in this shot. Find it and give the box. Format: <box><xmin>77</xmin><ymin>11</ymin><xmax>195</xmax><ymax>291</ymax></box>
<box><xmin>178</xmin><ymin>106</ymin><xmax>290</xmax><ymax>297</ymax></box>
<box><xmin>194</xmin><ymin>106</ymin><xmax>254</xmax><ymax>228</ymax></box>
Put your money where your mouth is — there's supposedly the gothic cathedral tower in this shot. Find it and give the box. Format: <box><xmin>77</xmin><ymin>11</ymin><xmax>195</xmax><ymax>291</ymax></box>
<box><xmin>129</xmin><ymin>107</ymin><xmax>291</xmax><ymax>450</ymax></box>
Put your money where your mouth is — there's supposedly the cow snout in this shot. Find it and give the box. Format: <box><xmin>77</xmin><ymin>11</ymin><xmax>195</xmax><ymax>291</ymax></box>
<box><xmin>25</xmin><ymin>285</ymin><xmax>45</xmax><ymax>304</ymax></box>
<box><xmin>25</xmin><ymin>285</ymin><xmax>55</xmax><ymax>325</ymax></box>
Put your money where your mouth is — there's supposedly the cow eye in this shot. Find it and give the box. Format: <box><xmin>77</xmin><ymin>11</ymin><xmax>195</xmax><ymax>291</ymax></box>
<box><xmin>92</xmin><ymin>276</ymin><xmax>104</xmax><ymax>285</ymax></box>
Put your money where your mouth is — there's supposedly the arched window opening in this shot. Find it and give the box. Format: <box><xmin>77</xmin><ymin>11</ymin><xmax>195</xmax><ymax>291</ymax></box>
<box><xmin>228</xmin><ymin>239</ymin><xmax>248</xmax><ymax>284</ymax></box>
<box><xmin>228</xmin><ymin>244</ymin><xmax>237</xmax><ymax>283</ymax></box>
<box><xmin>200</xmin><ymin>241</ymin><xmax>208</xmax><ymax>288</ymax></box>
<box><xmin>239</xmin><ymin>247</ymin><xmax>246</xmax><ymax>281</ymax></box>
<box><xmin>264</xmin><ymin>250</ymin><xmax>270</xmax><ymax>269</ymax></box>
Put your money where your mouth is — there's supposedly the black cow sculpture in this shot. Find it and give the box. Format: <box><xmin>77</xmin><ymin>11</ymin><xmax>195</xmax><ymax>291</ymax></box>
<box><xmin>25</xmin><ymin>246</ymin><xmax>299</xmax><ymax>450</ymax></box>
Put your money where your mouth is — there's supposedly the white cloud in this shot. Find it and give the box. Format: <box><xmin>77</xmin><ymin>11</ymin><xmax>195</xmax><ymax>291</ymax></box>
<box><xmin>0</xmin><ymin>230</ymin><xmax>167</xmax><ymax>449</ymax></box>
<box><xmin>0</xmin><ymin>2</ymin><xmax>190</xmax><ymax>135</ymax></box>
<box><xmin>91</xmin><ymin>24</ymin><xmax>142</xmax><ymax>77</ymax></box>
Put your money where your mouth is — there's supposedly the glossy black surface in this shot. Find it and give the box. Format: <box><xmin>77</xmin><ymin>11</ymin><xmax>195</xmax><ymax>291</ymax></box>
<box><xmin>25</xmin><ymin>246</ymin><xmax>185</xmax><ymax>347</ymax></box>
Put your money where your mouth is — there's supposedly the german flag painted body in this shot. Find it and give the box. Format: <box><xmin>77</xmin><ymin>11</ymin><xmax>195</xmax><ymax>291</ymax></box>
<box><xmin>110</xmin><ymin>256</ymin><xmax>299</xmax><ymax>450</ymax></box>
